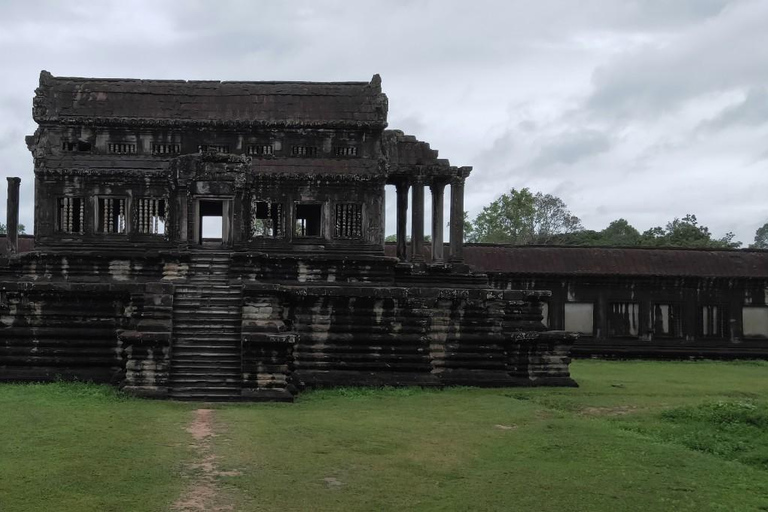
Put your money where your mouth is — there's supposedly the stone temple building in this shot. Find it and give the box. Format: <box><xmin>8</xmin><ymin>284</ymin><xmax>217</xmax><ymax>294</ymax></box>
<box><xmin>0</xmin><ymin>71</ymin><xmax>575</xmax><ymax>400</ymax></box>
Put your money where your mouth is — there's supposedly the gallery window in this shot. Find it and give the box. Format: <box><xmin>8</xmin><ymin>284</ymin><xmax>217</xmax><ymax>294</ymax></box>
<box><xmin>252</xmin><ymin>200</ymin><xmax>284</xmax><ymax>238</ymax></box>
<box><xmin>107</xmin><ymin>143</ymin><xmax>137</xmax><ymax>154</ymax></box>
<box><xmin>292</xmin><ymin>146</ymin><xmax>318</xmax><ymax>157</ymax></box>
<box><xmin>564</xmin><ymin>302</ymin><xmax>594</xmax><ymax>335</ymax></box>
<box><xmin>742</xmin><ymin>306</ymin><xmax>768</xmax><ymax>337</ymax></box>
<box><xmin>295</xmin><ymin>203</ymin><xmax>322</xmax><ymax>237</ymax></box>
<box><xmin>247</xmin><ymin>144</ymin><xmax>274</xmax><ymax>156</ymax></box>
<box><xmin>151</xmin><ymin>143</ymin><xmax>181</xmax><ymax>155</ymax></box>
<box><xmin>334</xmin><ymin>203</ymin><xmax>362</xmax><ymax>239</ymax></box>
<box><xmin>700</xmin><ymin>305</ymin><xmax>727</xmax><ymax>338</ymax></box>
<box><xmin>61</xmin><ymin>140</ymin><xmax>92</xmax><ymax>152</ymax></box>
<box><xmin>96</xmin><ymin>197</ymin><xmax>127</xmax><ymax>234</ymax></box>
<box><xmin>334</xmin><ymin>146</ymin><xmax>358</xmax><ymax>156</ymax></box>
<box><xmin>198</xmin><ymin>144</ymin><xmax>230</xmax><ymax>154</ymax></box>
<box><xmin>652</xmin><ymin>303</ymin><xmax>683</xmax><ymax>337</ymax></box>
<box><xmin>57</xmin><ymin>197</ymin><xmax>84</xmax><ymax>234</ymax></box>
<box><xmin>609</xmin><ymin>302</ymin><xmax>639</xmax><ymax>337</ymax></box>
<box><xmin>136</xmin><ymin>198</ymin><xmax>167</xmax><ymax>235</ymax></box>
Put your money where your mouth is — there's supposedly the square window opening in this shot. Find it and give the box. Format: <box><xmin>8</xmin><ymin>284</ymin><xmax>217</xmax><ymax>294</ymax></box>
<box><xmin>334</xmin><ymin>203</ymin><xmax>362</xmax><ymax>239</ymax></box>
<box><xmin>701</xmin><ymin>305</ymin><xmax>727</xmax><ymax>338</ymax></box>
<box><xmin>97</xmin><ymin>197</ymin><xmax>126</xmax><ymax>234</ymax></box>
<box><xmin>295</xmin><ymin>203</ymin><xmax>322</xmax><ymax>237</ymax></box>
<box><xmin>137</xmin><ymin>198</ymin><xmax>167</xmax><ymax>235</ymax></box>
<box><xmin>564</xmin><ymin>302</ymin><xmax>594</xmax><ymax>335</ymax></box>
<box><xmin>57</xmin><ymin>197</ymin><xmax>84</xmax><ymax>233</ymax></box>
<box><xmin>609</xmin><ymin>302</ymin><xmax>639</xmax><ymax>337</ymax></box>
<box><xmin>252</xmin><ymin>200</ymin><xmax>283</xmax><ymax>238</ymax></box>
<box><xmin>652</xmin><ymin>303</ymin><xmax>683</xmax><ymax>337</ymax></box>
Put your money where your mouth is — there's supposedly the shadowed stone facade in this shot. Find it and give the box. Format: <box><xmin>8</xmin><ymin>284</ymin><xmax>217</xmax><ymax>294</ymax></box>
<box><xmin>0</xmin><ymin>71</ymin><xmax>576</xmax><ymax>401</ymax></box>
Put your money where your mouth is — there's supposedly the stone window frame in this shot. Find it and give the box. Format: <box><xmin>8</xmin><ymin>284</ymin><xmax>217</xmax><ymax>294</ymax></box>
<box><xmin>291</xmin><ymin>145</ymin><xmax>318</xmax><ymax>157</ymax></box>
<box><xmin>198</xmin><ymin>143</ymin><xmax>230</xmax><ymax>154</ymax></box>
<box><xmin>55</xmin><ymin>196</ymin><xmax>85</xmax><ymax>234</ymax></box>
<box><xmin>135</xmin><ymin>197</ymin><xmax>168</xmax><ymax>236</ymax></box>
<box><xmin>333</xmin><ymin>202</ymin><xmax>363</xmax><ymax>240</ymax></box>
<box><xmin>251</xmin><ymin>199</ymin><xmax>284</xmax><ymax>239</ymax></box>
<box><xmin>333</xmin><ymin>146</ymin><xmax>358</xmax><ymax>157</ymax></box>
<box><xmin>651</xmin><ymin>302</ymin><xmax>684</xmax><ymax>339</ymax></box>
<box><xmin>608</xmin><ymin>301</ymin><xmax>641</xmax><ymax>338</ymax></box>
<box><xmin>247</xmin><ymin>144</ymin><xmax>275</xmax><ymax>156</ymax></box>
<box><xmin>94</xmin><ymin>195</ymin><xmax>129</xmax><ymax>235</ymax></box>
<box><xmin>151</xmin><ymin>143</ymin><xmax>181</xmax><ymax>155</ymax></box>
<box><xmin>293</xmin><ymin>201</ymin><xmax>324</xmax><ymax>238</ymax></box>
<box><xmin>741</xmin><ymin>306</ymin><xmax>768</xmax><ymax>338</ymax></box>
<box><xmin>563</xmin><ymin>301</ymin><xmax>595</xmax><ymax>336</ymax></box>
<box><xmin>106</xmin><ymin>142</ymin><xmax>138</xmax><ymax>155</ymax></box>
<box><xmin>698</xmin><ymin>303</ymin><xmax>728</xmax><ymax>339</ymax></box>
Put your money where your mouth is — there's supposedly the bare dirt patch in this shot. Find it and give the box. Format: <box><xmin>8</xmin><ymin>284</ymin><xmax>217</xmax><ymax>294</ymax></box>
<box><xmin>172</xmin><ymin>409</ymin><xmax>241</xmax><ymax>512</ymax></box>
<box><xmin>581</xmin><ymin>405</ymin><xmax>638</xmax><ymax>417</ymax></box>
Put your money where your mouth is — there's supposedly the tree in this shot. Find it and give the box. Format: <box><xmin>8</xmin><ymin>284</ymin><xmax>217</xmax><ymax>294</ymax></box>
<box><xmin>751</xmin><ymin>222</ymin><xmax>768</xmax><ymax>249</ymax></box>
<box><xmin>0</xmin><ymin>223</ymin><xmax>26</xmax><ymax>235</ymax></box>
<box><xmin>550</xmin><ymin>218</ymin><xmax>641</xmax><ymax>246</ymax></box>
<box><xmin>600</xmin><ymin>219</ymin><xmax>641</xmax><ymax>246</ymax></box>
<box><xmin>640</xmin><ymin>215</ymin><xmax>740</xmax><ymax>249</ymax></box>
<box><xmin>469</xmin><ymin>188</ymin><xmax>582</xmax><ymax>244</ymax></box>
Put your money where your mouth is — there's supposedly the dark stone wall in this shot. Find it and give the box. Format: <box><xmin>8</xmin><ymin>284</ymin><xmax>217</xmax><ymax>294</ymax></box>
<box><xmin>489</xmin><ymin>273</ymin><xmax>768</xmax><ymax>359</ymax></box>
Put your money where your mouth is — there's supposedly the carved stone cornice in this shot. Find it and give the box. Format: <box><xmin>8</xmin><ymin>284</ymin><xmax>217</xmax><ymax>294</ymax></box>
<box><xmin>34</xmin><ymin>116</ymin><xmax>388</xmax><ymax>131</ymax></box>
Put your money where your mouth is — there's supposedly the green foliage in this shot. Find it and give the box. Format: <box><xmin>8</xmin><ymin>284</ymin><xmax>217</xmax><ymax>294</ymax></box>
<box><xmin>0</xmin><ymin>223</ymin><xmax>26</xmax><ymax>234</ymax></box>
<box><xmin>469</xmin><ymin>188</ymin><xmax>582</xmax><ymax>244</ymax></box>
<box><xmin>640</xmin><ymin>214</ymin><xmax>741</xmax><ymax>248</ymax></box>
<box><xmin>751</xmin><ymin>222</ymin><xmax>768</xmax><ymax>249</ymax></box>
<box><xmin>466</xmin><ymin>189</ymin><xmax>742</xmax><ymax>249</ymax></box>
<box><xmin>0</xmin><ymin>382</ymin><xmax>191</xmax><ymax>512</ymax></box>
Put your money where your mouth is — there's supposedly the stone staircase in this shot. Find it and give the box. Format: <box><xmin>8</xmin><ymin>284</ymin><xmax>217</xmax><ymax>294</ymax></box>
<box><xmin>169</xmin><ymin>251</ymin><xmax>243</xmax><ymax>400</ymax></box>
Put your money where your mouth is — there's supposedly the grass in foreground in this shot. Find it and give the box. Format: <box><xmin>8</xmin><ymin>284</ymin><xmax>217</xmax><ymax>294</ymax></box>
<box><xmin>1</xmin><ymin>360</ymin><xmax>768</xmax><ymax>511</ymax></box>
<box><xmin>0</xmin><ymin>382</ymin><xmax>192</xmax><ymax>512</ymax></box>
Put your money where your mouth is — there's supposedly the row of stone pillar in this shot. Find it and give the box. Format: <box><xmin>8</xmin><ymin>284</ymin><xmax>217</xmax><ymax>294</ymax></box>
<box><xmin>394</xmin><ymin>171</ymin><xmax>467</xmax><ymax>264</ymax></box>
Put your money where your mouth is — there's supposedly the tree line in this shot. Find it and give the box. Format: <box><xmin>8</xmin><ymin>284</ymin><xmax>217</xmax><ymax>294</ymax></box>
<box><xmin>0</xmin><ymin>223</ymin><xmax>26</xmax><ymax>235</ymax></box>
<box><xmin>464</xmin><ymin>188</ymin><xmax>764</xmax><ymax>249</ymax></box>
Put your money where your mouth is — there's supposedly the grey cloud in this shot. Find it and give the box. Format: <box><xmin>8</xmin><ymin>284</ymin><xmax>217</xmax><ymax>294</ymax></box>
<box><xmin>530</xmin><ymin>130</ymin><xmax>613</xmax><ymax>168</ymax></box>
<box><xmin>701</xmin><ymin>88</ymin><xmax>768</xmax><ymax>131</ymax></box>
<box><xmin>586</xmin><ymin>0</ymin><xmax>768</xmax><ymax>118</ymax></box>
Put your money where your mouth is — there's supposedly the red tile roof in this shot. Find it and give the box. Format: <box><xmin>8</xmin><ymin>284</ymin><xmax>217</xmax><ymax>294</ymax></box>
<box><xmin>385</xmin><ymin>243</ymin><xmax>768</xmax><ymax>278</ymax></box>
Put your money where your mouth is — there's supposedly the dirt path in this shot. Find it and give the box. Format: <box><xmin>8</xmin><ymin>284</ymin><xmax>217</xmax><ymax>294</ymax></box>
<box><xmin>172</xmin><ymin>409</ymin><xmax>239</xmax><ymax>512</ymax></box>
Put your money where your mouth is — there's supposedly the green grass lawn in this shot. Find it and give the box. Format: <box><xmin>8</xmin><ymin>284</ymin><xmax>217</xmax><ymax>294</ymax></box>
<box><xmin>2</xmin><ymin>360</ymin><xmax>768</xmax><ymax>511</ymax></box>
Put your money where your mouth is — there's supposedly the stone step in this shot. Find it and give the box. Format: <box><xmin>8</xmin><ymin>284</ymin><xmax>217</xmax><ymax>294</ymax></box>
<box><xmin>175</xmin><ymin>287</ymin><xmax>242</xmax><ymax>294</ymax></box>
<box><xmin>173</xmin><ymin>301</ymin><xmax>243</xmax><ymax>309</ymax></box>
<box><xmin>170</xmin><ymin>388</ymin><xmax>242</xmax><ymax>400</ymax></box>
<box><xmin>174</xmin><ymin>309</ymin><xmax>242</xmax><ymax>318</ymax></box>
<box><xmin>172</xmin><ymin>359</ymin><xmax>241</xmax><ymax>368</ymax></box>
<box><xmin>174</xmin><ymin>343</ymin><xmax>240</xmax><ymax>349</ymax></box>
<box><xmin>171</xmin><ymin>376</ymin><xmax>241</xmax><ymax>385</ymax></box>
<box><xmin>173</xmin><ymin>350</ymin><xmax>241</xmax><ymax>359</ymax></box>
<box><xmin>174</xmin><ymin>331</ymin><xmax>241</xmax><ymax>338</ymax></box>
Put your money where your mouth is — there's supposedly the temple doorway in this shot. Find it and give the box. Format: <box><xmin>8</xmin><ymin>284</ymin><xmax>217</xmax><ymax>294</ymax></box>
<box><xmin>196</xmin><ymin>199</ymin><xmax>232</xmax><ymax>247</ymax></box>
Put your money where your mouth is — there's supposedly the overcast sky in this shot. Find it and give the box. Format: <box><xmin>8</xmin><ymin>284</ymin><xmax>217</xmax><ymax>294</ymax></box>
<box><xmin>1</xmin><ymin>0</ymin><xmax>767</xmax><ymax>244</ymax></box>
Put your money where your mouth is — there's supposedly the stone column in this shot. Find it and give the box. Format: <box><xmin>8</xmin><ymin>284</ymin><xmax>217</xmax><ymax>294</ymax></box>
<box><xmin>449</xmin><ymin>172</ymin><xmax>467</xmax><ymax>263</ymax></box>
<box><xmin>430</xmin><ymin>181</ymin><xmax>446</xmax><ymax>262</ymax></box>
<box><xmin>410</xmin><ymin>179</ymin><xmax>425</xmax><ymax>262</ymax></box>
<box><xmin>6</xmin><ymin>177</ymin><xmax>20</xmax><ymax>254</ymax></box>
<box><xmin>395</xmin><ymin>181</ymin><xmax>409</xmax><ymax>261</ymax></box>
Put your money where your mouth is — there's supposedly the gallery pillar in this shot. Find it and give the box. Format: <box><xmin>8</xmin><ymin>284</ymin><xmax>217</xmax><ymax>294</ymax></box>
<box><xmin>410</xmin><ymin>179</ymin><xmax>425</xmax><ymax>262</ymax></box>
<box><xmin>449</xmin><ymin>171</ymin><xmax>468</xmax><ymax>264</ymax></box>
<box><xmin>6</xmin><ymin>177</ymin><xmax>20</xmax><ymax>255</ymax></box>
<box><xmin>395</xmin><ymin>181</ymin><xmax>409</xmax><ymax>261</ymax></box>
<box><xmin>430</xmin><ymin>181</ymin><xmax>446</xmax><ymax>262</ymax></box>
